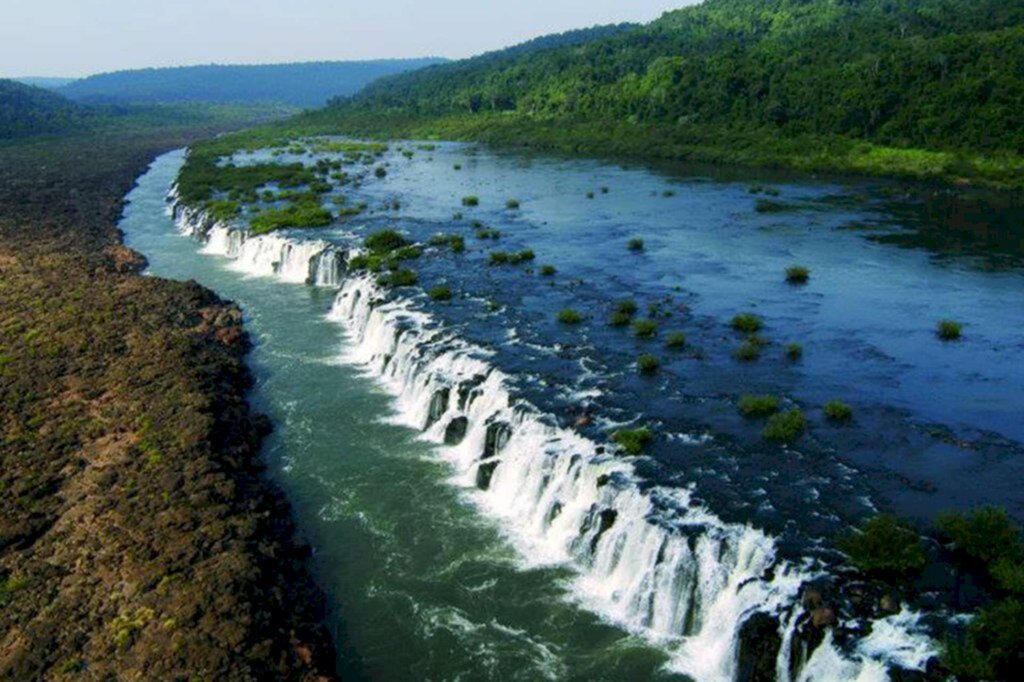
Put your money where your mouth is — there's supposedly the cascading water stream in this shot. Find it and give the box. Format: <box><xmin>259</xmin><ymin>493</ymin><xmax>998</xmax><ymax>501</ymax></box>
<box><xmin>172</xmin><ymin>196</ymin><xmax>938</xmax><ymax>682</ymax></box>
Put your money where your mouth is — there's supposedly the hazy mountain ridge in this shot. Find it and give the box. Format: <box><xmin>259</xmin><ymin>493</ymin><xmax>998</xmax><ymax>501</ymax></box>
<box><xmin>58</xmin><ymin>59</ymin><xmax>448</xmax><ymax>108</ymax></box>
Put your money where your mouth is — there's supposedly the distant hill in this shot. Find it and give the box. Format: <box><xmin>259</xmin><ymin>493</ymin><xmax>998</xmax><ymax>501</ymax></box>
<box><xmin>313</xmin><ymin>0</ymin><xmax>1024</xmax><ymax>187</ymax></box>
<box><xmin>14</xmin><ymin>77</ymin><xmax>78</xmax><ymax>89</ymax></box>
<box><xmin>0</xmin><ymin>79</ymin><xmax>92</xmax><ymax>139</ymax></box>
<box><xmin>58</xmin><ymin>59</ymin><xmax>447</xmax><ymax>108</ymax></box>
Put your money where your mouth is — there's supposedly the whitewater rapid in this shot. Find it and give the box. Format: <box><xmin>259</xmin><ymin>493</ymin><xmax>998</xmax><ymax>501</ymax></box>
<box><xmin>170</xmin><ymin>194</ymin><xmax>937</xmax><ymax>682</ymax></box>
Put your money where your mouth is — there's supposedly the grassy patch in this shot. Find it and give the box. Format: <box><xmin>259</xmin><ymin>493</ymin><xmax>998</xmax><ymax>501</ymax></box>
<box><xmin>838</xmin><ymin>515</ymin><xmax>927</xmax><ymax>577</ymax></box>
<box><xmin>539</xmin><ymin>264</ymin><xmax>556</xmax><ymax>276</ymax></box>
<box><xmin>731</xmin><ymin>313</ymin><xmax>763</xmax><ymax>333</ymax></box>
<box><xmin>249</xmin><ymin>201</ymin><xmax>332</xmax><ymax>235</ymax></box>
<box><xmin>506</xmin><ymin>198</ymin><xmax>520</xmax><ymax>209</ymax></box>
<box><xmin>762</xmin><ymin>409</ymin><xmax>806</xmax><ymax>442</ymax></box>
<box><xmin>628</xmin><ymin>237</ymin><xmax>645</xmax><ymax>252</ymax></box>
<box><xmin>612</xmin><ymin>428</ymin><xmax>653</xmax><ymax>455</ymax></box>
<box><xmin>632</xmin><ymin>318</ymin><xmax>657</xmax><ymax>338</ymax></box>
<box><xmin>785</xmin><ymin>265</ymin><xmax>810</xmax><ymax>283</ymax></box>
<box><xmin>665</xmin><ymin>332</ymin><xmax>686</xmax><ymax>349</ymax></box>
<box><xmin>733</xmin><ymin>341</ymin><xmax>762</xmax><ymax>362</ymax></box>
<box><xmin>377</xmin><ymin>268</ymin><xmax>418</xmax><ymax>288</ymax></box>
<box><xmin>637</xmin><ymin>354</ymin><xmax>660</xmax><ymax>375</ymax></box>
<box><xmin>785</xmin><ymin>343</ymin><xmax>803</xmax><ymax>360</ymax></box>
<box><xmin>739</xmin><ymin>395</ymin><xmax>780</xmax><ymax>418</ymax></box>
<box><xmin>556</xmin><ymin>308</ymin><xmax>583</xmax><ymax>324</ymax></box>
<box><xmin>428</xmin><ymin>285</ymin><xmax>452</xmax><ymax>301</ymax></box>
<box><xmin>824</xmin><ymin>400</ymin><xmax>853</xmax><ymax>422</ymax></box>
<box><xmin>462</xmin><ymin>195</ymin><xmax>479</xmax><ymax>207</ymax></box>
<box><xmin>937</xmin><ymin>319</ymin><xmax>962</xmax><ymax>340</ymax></box>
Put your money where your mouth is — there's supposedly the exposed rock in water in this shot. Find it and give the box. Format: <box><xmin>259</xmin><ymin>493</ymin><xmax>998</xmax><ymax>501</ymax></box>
<box><xmin>482</xmin><ymin>421</ymin><xmax>511</xmax><ymax>460</ymax></box>
<box><xmin>426</xmin><ymin>387</ymin><xmax>450</xmax><ymax>428</ymax></box>
<box><xmin>444</xmin><ymin>416</ymin><xmax>469</xmax><ymax>445</ymax></box>
<box><xmin>476</xmin><ymin>460</ymin><xmax>499</xmax><ymax>490</ymax></box>
<box><xmin>737</xmin><ymin>611</ymin><xmax>782</xmax><ymax>682</ymax></box>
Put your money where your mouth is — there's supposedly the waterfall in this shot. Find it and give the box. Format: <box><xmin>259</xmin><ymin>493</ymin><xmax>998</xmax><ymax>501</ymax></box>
<box><xmin>171</xmin><ymin>200</ymin><xmax>344</xmax><ymax>287</ymax></box>
<box><xmin>169</xmin><ymin>188</ymin><xmax>937</xmax><ymax>681</ymax></box>
<box><xmin>326</xmin><ymin>273</ymin><xmax>937</xmax><ymax>682</ymax></box>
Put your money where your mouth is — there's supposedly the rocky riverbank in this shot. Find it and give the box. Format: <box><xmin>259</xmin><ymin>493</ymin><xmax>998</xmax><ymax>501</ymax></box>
<box><xmin>0</xmin><ymin>131</ymin><xmax>335</xmax><ymax>678</ymax></box>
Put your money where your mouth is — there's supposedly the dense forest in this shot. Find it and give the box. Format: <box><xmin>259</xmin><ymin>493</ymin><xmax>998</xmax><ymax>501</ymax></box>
<box><xmin>58</xmin><ymin>59</ymin><xmax>447</xmax><ymax>107</ymax></box>
<box><xmin>0</xmin><ymin>80</ymin><xmax>95</xmax><ymax>139</ymax></box>
<box><xmin>313</xmin><ymin>0</ymin><xmax>1024</xmax><ymax>186</ymax></box>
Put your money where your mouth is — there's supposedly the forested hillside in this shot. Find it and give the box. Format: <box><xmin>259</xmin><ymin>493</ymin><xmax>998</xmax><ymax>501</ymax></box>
<box><xmin>0</xmin><ymin>80</ymin><xmax>94</xmax><ymax>139</ymax></box>
<box><xmin>59</xmin><ymin>59</ymin><xmax>447</xmax><ymax>107</ymax></box>
<box><xmin>314</xmin><ymin>0</ymin><xmax>1024</xmax><ymax>186</ymax></box>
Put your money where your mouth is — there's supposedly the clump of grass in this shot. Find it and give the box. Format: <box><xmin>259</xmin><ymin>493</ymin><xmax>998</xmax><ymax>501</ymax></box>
<box><xmin>462</xmin><ymin>195</ymin><xmax>479</xmax><ymax>207</ymax></box>
<box><xmin>377</xmin><ymin>268</ymin><xmax>418</xmax><ymax>288</ymax></box>
<box><xmin>762</xmin><ymin>409</ymin><xmax>807</xmax><ymax>442</ymax></box>
<box><xmin>785</xmin><ymin>343</ymin><xmax>803</xmax><ymax>360</ymax></box>
<box><xmin>506</xmin><ymin>199</ymin><xmax>521</xmax><ymax>209</ymax></box>
<box><xmin>374</xmin><ymin>166</ymin><xmax>387</xmax><ymax>178</ymax></box>
<box><xmin>633</xmin><ymin>318</ymin><xmax>658</xmax><ymax>338</ymax></box>
<box><xmin>937</xmin><ymin>506</ymin><xmax>1022</xmax><ymax>566</ymax></box>
<box><xmin>428</xmin><ymin>285</ymin><xmax>452</xmax><ymax>301</ymax></box>
<box><xmin>739</xmin><ymin>395</ymin><xmax>780</xmax><ymax>418</ymax></box>
<box><xmin>452</xmin><ymin>211</ymin><xmax>463</xmax><ymax>220</ymax></box>
<box><xmin>734</xmin><ymin>341</ymin><xmax>762</xmax><ymax>362</ymax></box>
<box><xmin>365</xmin><ymin>229</ymin><xmax>409</xmax><ymax>253</ymax></box>
<box><xmin>475</xmin><ymin>228</ymin><xmax>501</xmax><ymax>240</ymax></box>
<box><xmin>449</xmin><ymin>235</ymin><xmax>465</xmax><ymax>253</ymax></box>
<box><xmin>612</xmin><ymin>428</ymin><xmax>653</xmax><ymax>455</ymax></box>
<box><xmin>637</xmin><ymin>354</ymin><xmax>660</xmax><ymax>375</ymax></box>
<box><xmin>937</xmin><ymin>319</ymin><xmax>962</xmax><ymax>340</ymax></box>
<box><xmin>628</xmin><ymin>237</ymin><xmax>645</xmax><ymax>252</ymax></box>
<box><xmin>490</xmin><ymin>250</ymin><xmax>534</xmax><ymax>265</ymax></box>
<box><xmin>557</xmin><ymin>308</ymin><xmax>583</xmax><ymax>325</ymax></box>
<box><xmin>453</xmin><ymin>164</ymin><xmax>462</xmax><ymax>170</ymax></box>
<box><xmin>600</xmin><ymin>186</ymin><xmax>610</xmax><ymax>194</ymax></box>
<box><xmin>731</xmin><ymin>313</ymin><xmax>763</xmax><ymax>334</ymax></box>
<box><xmin>785</xmin><ymin>265</ymin><xmax>810</xmax><ymax>283</ymax></box>
<box><xmin>609</xmin><ymin>311</ymin><xmax>632</xmax><ymax>327</ymax></box>
<box><xmin>838</xmin><ymin>515</ymin><xmax>927</xmax><ymax>577</ymax></box>
<box><xmin>586</xmin><ymin>191</ymin><xmax>595</xmax><ymax>199</ymax></box>
<box><xmin>824</xmin><ymin>400</ymin><xmax>853</xmax><ymax>422</ymax></box>
<box><xmin>665</xmin><ymin>332</ymin><xmax>687</xmax><ymax>348</ymax></box>
<box><xmin>616</xmin><ymin>299</ymin><xmax>638</xmax><ymax>316</ymax></box>
<box><xmin>540</xmin><ymin>264</ymin><xmax>556</xmax><ymax>276</ymax></box>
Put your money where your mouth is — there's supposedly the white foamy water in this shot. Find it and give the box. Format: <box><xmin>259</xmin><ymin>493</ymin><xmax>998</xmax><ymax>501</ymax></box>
<box><xmin>173</xmin><ymin>193</ymin><xmax>938</xmax><ymax>681</ymax></box>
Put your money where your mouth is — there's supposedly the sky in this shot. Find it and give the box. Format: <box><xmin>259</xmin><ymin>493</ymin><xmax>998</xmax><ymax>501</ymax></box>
<box><xmin>1</xmin><ymin>0</ymin><xmax>699</xmax><ymax>78</ymax></box>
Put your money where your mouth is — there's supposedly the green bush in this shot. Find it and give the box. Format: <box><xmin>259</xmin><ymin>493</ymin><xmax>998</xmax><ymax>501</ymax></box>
<box><xmin>785</xmin><ymin>343</ymin><xmax>803</xmax><ymax>360</ymax></box>
<box><xmin>365</xmin><ymin>229</ymin><xmax>410</xmax><ymax>253</ymax></box>
<box><xmin>616</xmin><ymin>299</ymin><xmax>638</xmax><ymax>316</ymax></box>
<box><xmin>824</xmin><ymin>400</ymin><xmax>853</xmax><ymax>422</ymax></box>
<box><xmin>942</xmin><ymin>598</ymin><xmax>1024</xmax><ymax>682</ymax></box>
<box><xmin>453</xmin><ymin>163</ymin><xmax>462</xmax><ymax>170</ymax></box>
<box><xmin>637</xmin><ymin>354</ymin><xmax>660</xmax><ymax>375</ymax></box>
<box><xmin>937</xmin><ymin>507</ymin><xmax>1023</xmax><ymax>566</ymax></box>
<box><xmin>506</xmin><ymin>198</ymin><xmax>520</xmax><ymax>209</ymax></box>
<box><xmin>428</xmin><ymin>285</ymin><xmax>452</xmax><ymax>301</ymax></box>
<box><xmin>762</xmin><ymin>409</ymin><xmax>806</xmax><ymax>442</ymax></box>
<box><xmin>785</xmin><ymin>265</ymin><xmax>810</xmax><ymax>283</ymax></box>
<box><xmin>838</xmin><ymin>515</ymin><xmax>927</xmax><ymax>577</ymax></box>
<box><xmin>377</xmin><ymin>268</ymin><xmax>418</xmax><ymax>288</ymax></box>
<box><xmin>557</xmin><ymin>308</ymin><xmax>583</xmax><ymax>324</ymax></box>
<box><xmin>739</xmin><ymin>395</ymin><xmax>779</xmax><ymax>418</ymax></box>
<box><xmin>586</xmin><ymin>191</ymin><xmax>595</xmax><ymax>199</ymax></box>
<box><xmin>609</xmin><ymin>311</ymin><xmax>632</xmax><ymax>327</ymax></box>
<box><xmin>937</xmin><ymin>319</ymin><xmax>962</xmax><ymax>340</ymax></box>
<box><xmin>731</xmin><ymin>313</ymin><xmax>763</xmax><ymax>333</ymax></box>
<box><xmin>462</xmin><ymin>195</ymin><xmax>479</xmax><ymax>207</ymax></box>
<box><xmin>665</xmin><ymin>332</ymin><xmax>686</xmax><ymax>348</ymax></box>
<box><xmin>734</xmin><ymin>341</ymin><xmax>761</xmax><ymax>362</ymax></box>
<box><xmin>249</xmin><ymin>201</ymin><xmax>332</xmax><ymax>235</ymax></box>
<box><xmin>628</xmin><ymin>237</ymin><xmax>645</xmax><ymax>251</ymax></box>
<box><xmin>612</xmin><ymin>427</ymin><xmax>653</xmax><ymax>455</ymax></box>
<box><xmin>490</xmin><ymin>251</ymin><xmax>510</xmax><ymax>265</ymax></box>
<box><xmin>540</xmin><ymin>264</ymin><xmax>556</xmax><ymax>276</ymax></box>
<box><xmin>633</xmin><ymin>318</ymin><xmax>657</xmax><ymax>338</ymax></box>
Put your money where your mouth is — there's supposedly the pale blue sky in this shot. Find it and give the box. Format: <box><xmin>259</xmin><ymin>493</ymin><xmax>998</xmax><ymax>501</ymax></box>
<box><xmin>1</xmin><ymin>0</ymin><xmax>699</xmax><ymax>78</ymax></box>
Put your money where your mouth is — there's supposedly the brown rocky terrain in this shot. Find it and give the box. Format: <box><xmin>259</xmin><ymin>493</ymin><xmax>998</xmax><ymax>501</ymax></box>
<box><xmin>0</xmin><ymin>129</ymin><xmax>335</xmax><ymax>679</ymax></box>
